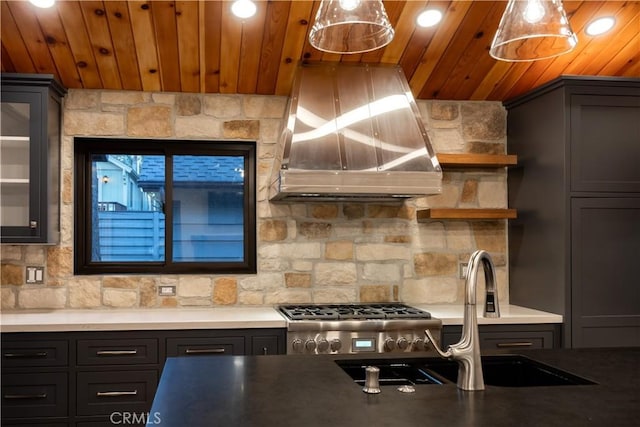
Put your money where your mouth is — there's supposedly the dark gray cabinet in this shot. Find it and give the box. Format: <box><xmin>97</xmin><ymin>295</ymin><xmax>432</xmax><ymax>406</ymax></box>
<box><xmin>1</xmin><ymin>333</ymin><xmax>70</xmax><ymax>426</ymax></box>
<box><xmin>0</xmin><ymin>73</ymin><xmax>66</xmax><ymax>243</ymax></box>
<box><xmin>570</xmin><ymin>197</ymin><xmax>640</xmax><ymax>347</ymax></box>
<box><xmin>1</xmin><ymin>328</ymin><xmax>285</xmax><ymax>426</ymax></box>
<box><xmin>506</xmin><ymin>76</ymin><xmax>640</xmax><ymax>348</ymax></box>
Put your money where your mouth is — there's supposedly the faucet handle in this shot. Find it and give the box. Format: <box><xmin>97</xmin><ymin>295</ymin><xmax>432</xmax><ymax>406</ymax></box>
<box><xmin>424</xmin><ymin>329</ymin><xmax>452</xmax><ymax>359</ymax></box>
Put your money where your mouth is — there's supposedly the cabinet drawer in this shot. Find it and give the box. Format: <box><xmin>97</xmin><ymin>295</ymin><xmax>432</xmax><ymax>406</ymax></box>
<box><xmin>1</xmin><ymin>372</ymin><xmax>68</xmax><ymax>419</ymax></box>
<box><xmin>441</xmin><ymin>325</ymin><xmax>559</xmax><ymax>350</ymax></box>
<box><xmin>166</xmin><ymin>336</ymin><xmax>244</xmax><ymax>357</ymax></box>
<box><xmin>76</xmin><ymin>371</ymin><xmax>157</xmax><ymax>416</ymax></box>
<box><xmin>1</xmin><ymin>340</ymin><xmax>68</xmax><ymax>368</ymax></box>
<box><xmin>478</xmin><ymin>331</ymin><xmax>554</xmax><ymax>350</ymax></box>
<box><xmin>77</xmin><ymin>339</ymin><xmax>158</xmax><ymax>366</ymax></box>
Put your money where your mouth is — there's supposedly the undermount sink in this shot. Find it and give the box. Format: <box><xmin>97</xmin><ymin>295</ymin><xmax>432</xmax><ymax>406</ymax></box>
<box><xmin>336</xmin><ymin>355</ymin><xmax>597</xmax><ymax>388</ymax></box>
<box><xmin>338</xmin><ymin>360</ymin><xmax>445</xmax><ymax>386</ymax></box>
<box><xmin>424</xmin><ymin>355</ymin><xmax>597</xmax><ymax>387</ymax></box>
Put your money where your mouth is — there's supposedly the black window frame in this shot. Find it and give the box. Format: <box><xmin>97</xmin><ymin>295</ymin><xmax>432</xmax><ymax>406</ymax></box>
<box><xmin>74</xmin><ymin>137</ymin><xmax>257</xmax><ymax>275</ymax></box>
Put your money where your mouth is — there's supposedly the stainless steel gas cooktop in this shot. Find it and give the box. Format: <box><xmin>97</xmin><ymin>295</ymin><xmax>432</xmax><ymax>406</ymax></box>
<box><xmin>278</xmin><ymin>303</ymin><xmax>432</xmax><ymax>321</ymax></box>
<box><xmin>278</xmin><ymin>303</ymin><xmax>441</xmax><ymax>355</ymax></box>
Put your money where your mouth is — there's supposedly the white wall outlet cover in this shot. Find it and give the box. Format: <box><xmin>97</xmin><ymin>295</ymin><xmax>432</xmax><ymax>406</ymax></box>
<box><xmin>26</xmin><ymin>266</ymin><xmax>45</xmax><ymax>284</ymax></box>
<box><xmin>158</xmin><ymin>286</ymin><xmax>176</xmax><ymax>296</ymax></box>
<box><xmin>458</xmin><ymin>262</ymin><xmax>469</xmax><ymax>279</ymax></box>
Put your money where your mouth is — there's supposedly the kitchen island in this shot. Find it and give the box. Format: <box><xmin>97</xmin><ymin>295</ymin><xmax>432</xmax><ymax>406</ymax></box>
<box><xmin>148</xmin><ymin>348</ymin><xmax>639</xmax><ymax>427</ymax></box>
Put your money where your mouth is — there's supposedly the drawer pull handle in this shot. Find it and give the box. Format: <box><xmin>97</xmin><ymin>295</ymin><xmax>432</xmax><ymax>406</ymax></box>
<box><xmin>4</xmin><ymin>393</ymin><xmax>47</xmax><ymax>400</ymax></box>
<box><xmin>185</xmin><ymin>348</ymin><xmax>225</xmax><ymax>355</ymax></box>
<box><xmin>4</xmin><ymin>352</ymin><xmax>48</xmax><ymax>359</ymax></box>
<box><xmin>96</xmin><ymin>390</ymin><xmax>138</xmax><ymax>397</ymax></box>
<box><xmin>496</xmin><ymin>342</ymin><xmax>534</xmax><ymax>348</ymax></box>
<box><xmin>96</xmin><ymin>350</ymin><xmax>138</xmax><ymax>356</ymax></box>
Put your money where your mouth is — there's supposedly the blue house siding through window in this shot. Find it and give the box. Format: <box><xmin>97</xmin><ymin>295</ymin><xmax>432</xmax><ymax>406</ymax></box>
<box><xmin>95</xmin><ymin>155</ymin><xmax>245</xmax><ymax>262</ymax></box>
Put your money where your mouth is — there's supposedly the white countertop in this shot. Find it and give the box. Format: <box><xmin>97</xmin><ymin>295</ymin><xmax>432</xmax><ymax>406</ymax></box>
<box><xmin>0</xmin><ymin>307</ymin><xmax>287</xmax><ymax>333</ymax></box>
<box><xmin>417</xmin><ymin>304</ymin><xmax>563</xmax><ymax>326</ymax></box>
<box><xmin>0</xmin><ymin>304</ymin><xmax>562</xmax><ymax>333</ymax></box>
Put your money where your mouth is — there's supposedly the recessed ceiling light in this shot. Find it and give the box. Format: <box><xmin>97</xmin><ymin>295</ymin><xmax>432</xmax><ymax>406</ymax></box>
<box><xmin>29</xmin><ymin>0</ymin><xmax>55</xmax><ymax>8</ymax></box>
<box><xmin>231</xmin><ymin>0</ymin><xmax>257</xmax><ymax>19</ymax></box>
<box><xmin>586</xmin><ymin>17</ymin><xmax>615</xmax><ymax>36</ymax></box>
<box><xmin>416</xmin><ymin>9</ymin><xmax>443</xmax><ymax>28</ymax></box>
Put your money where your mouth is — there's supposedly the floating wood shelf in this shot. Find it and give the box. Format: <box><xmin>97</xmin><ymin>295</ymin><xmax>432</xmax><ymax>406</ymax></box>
<box><xmin>417</xmin><ymin>208</ymin><xmax>518</xmax><ymax>221</ymax></box>
<box><xmin>437</xmin><ymin>153</ymin><xmax>517</xmax><ymax>168</ymax></box>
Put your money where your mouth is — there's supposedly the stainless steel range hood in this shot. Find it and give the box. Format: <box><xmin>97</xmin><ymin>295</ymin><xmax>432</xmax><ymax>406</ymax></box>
<box><xmin>269</xmin><ymin>62</ymin><xmax>442</xmax><ymax>202</ymax></box>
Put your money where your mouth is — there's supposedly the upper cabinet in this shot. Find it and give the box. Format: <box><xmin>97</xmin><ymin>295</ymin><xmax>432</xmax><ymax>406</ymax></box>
<box><xmin>1</xmin><ymin>74</ymin><xmax>66</xmax><ymax>244</ymax></box>
<box><xmin>569</xmin><ymin>93</ymin><xmax>640</xmax><ymax>193</ymax></box>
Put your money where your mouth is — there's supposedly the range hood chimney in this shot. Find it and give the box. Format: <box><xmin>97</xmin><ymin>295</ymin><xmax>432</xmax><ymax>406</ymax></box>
<box><xmin>269</xmin><ymin>62</ymin><xmax>442</xmax><ymax>202</ymax></box>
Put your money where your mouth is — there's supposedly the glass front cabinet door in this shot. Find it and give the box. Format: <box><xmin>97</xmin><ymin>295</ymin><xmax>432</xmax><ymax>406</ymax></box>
<box><xmin>1</xmin><ymin>74</ymin><xmax>66</xmax><ymax>243</ymax></box>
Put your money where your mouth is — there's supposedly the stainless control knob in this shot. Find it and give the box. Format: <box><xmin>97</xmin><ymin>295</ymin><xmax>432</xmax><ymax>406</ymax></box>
<box><xmin>330</xmin><ymin>339</ymin><xmax>342</xmax><ymax>352</ymax></box>
<box><xmin>305</xmin><ymin>339</ymin><xmax>317</xmax><ymax>352</ymax></box>
<box><xmin>397</xmin><ymin>337</ymin><xmax>409</xmax><ymax>350</ymax></box>
<box><xmin>317</xmin><ymin>338</ymin><xmax>330</xmax><ymax>353</ymax></box>
<box><xmin>412</xmin><ymin>338</ymin><xmax>425</xmax><ymax>351</ymax></box>
<box><xmin>292</xmin><ymin>338</ymin><xmax>304</xmax><ymax>353</ymax></box>
<box><xmin>384</xmin><ymin>338</ymin><xmax>396</xmax><ymax>352</ymax></box>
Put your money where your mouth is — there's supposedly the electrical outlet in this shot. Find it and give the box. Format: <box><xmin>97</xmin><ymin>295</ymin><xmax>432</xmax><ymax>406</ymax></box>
<box><xmin>158</xmin><ymin>286</ymin><xmax>176</xmax><ymax>296</ymax></box>
<box><xmin>458</xmin><ymin>262</ymin><xmax>468</xmax><ymax>279</ymax></box>
<box><xmin>26</xmin><ymin>266</ymin><xmax>45</xmax><ymax>284</ymax></box>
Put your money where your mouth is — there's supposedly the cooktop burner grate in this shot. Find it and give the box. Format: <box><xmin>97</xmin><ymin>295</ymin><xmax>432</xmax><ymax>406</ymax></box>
<box><xmin>279</xmin><ymin>303</ymin><xmax>431</xmax><ymax>321</ymax></box>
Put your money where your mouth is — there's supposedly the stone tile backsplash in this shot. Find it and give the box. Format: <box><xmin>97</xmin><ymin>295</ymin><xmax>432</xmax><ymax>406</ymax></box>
<box><xmin>1</xmin><ymin>91</ymin><xmax>509</xmax><ymax>310</ymax></box>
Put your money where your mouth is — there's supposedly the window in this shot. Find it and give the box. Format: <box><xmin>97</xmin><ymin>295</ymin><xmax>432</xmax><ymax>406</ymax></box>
<box><xmin>74</xmin><ymin>138</ymin><xmax>256</xmax><ymax>274</ymax></box>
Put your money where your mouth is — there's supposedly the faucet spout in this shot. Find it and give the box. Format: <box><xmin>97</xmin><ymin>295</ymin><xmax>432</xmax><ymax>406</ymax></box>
<box><xmin>425</xmin><ymin>249</ymin><xmax>500</xmax><ymax>391</ymax></box>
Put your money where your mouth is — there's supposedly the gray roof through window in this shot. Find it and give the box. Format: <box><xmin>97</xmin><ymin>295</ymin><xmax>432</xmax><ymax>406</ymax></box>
<box><xmin>138</xmin><ymin>155</ymin><xmax>245</xmax><ymax>187</ymax></box>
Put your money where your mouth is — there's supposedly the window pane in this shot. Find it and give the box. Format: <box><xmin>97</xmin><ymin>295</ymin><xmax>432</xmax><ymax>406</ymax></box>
<box><xmin>92</xmin><ymin>154</ymin><xmax>165</xmax><ymax>261</ymax></box>
<box><xmin>172</xmin><ymin>155</ymin><xmax>244</xmax><ymax>262</ymax></box>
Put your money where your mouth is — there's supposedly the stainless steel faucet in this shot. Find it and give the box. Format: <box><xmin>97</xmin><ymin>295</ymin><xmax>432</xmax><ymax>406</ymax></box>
<box><xmin>425</xmin><ymin>250</ymin><xmax>500</xmax><ymax>391</ymax></box>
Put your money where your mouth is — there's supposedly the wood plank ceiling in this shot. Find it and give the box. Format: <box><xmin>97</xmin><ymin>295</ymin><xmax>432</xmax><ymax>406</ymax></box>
<box><xmin>1</xmin><ymin>0</ymin><xmax>638</xmax><ymax>101</ymax></box>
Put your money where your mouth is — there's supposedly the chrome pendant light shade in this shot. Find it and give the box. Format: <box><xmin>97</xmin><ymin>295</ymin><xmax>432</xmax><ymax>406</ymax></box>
<box><xmin>309</xmin><ymin>0</ymin><xmax>394</xmax><ymax>54</ymax></box>
<box><xmin>490</xmin><ymin>0</ymin><xmax>578</xmax><ymax>62</ymax></box>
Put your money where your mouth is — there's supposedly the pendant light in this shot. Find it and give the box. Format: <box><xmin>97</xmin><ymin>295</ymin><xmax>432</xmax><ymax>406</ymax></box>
<box><xmin>489</xmin><ymin>0</ymin><xmax>578</xmax><ymax>62</ymax></box>
<box><xmin>309</xmin><ymin>0</ymin><xmax>394</xmax><ymax>54</ymax></box>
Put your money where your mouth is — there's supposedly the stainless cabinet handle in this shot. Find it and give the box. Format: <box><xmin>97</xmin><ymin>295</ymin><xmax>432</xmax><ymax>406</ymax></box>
<box><xmin>96</xmin><ymin>350</ymin><xmax>138</xmax><ymax>356</ymax></box>
<box><xmin>96</xmin><ymin>390</ymin><xmax>138</xmax><ymax>397</ymax></box>
<box><xmin>4</xmin><ymin>393</ymin><xmax>47</xmax><ymax>399</ymax></box>
<box><xmin>4</xmin><ymin>352</ymin><xmax>48</xmax><ymax>358</ymax></box>
<box><xmin>185</xmin><ymin>348</ymin><xmax>225</xmax><ymax>355</ymax></box>
<box><xmin>29</xmin><ymin>220</ymin><xmax>37</xmax><ymax>229</ymax></box>
<box><xmin>496</xmin><ymin>342</ymin><xmax>534</xmax><ymax>348</ymax></box>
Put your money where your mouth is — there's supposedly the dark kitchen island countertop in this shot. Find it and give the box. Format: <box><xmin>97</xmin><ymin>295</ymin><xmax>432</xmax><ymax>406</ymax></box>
<box><xmin>148</xmin><ymin>348</ymin><xmax>639</xmax><ymax>427</ymax></box>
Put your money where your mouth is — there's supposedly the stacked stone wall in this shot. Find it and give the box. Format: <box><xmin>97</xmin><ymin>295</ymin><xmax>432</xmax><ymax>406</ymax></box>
<box><xmin>1</xmin><ymin>90</ymin><xmax>509</xmax><ymax>310</ymax></box>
